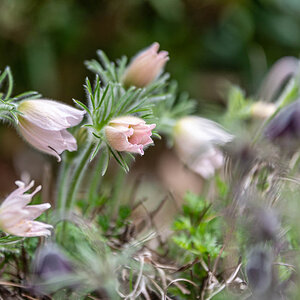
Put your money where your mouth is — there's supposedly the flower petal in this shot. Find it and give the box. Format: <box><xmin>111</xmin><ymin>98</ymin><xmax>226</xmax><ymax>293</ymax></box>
<box><xmin>18</xmin><ymin>100</ymin><xmax>85</xmax><ymax>131</ymax></box>
<box><xmin>19</xmin><ymin>119</ymin><xmax>78</xmax><ymax>161</ymax></box>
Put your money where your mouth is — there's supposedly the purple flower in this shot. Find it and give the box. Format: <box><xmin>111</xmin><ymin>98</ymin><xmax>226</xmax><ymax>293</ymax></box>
<box><xmin>264</xmin><ymin>99</ymin><xmax>300</xmax><ymax>145</ymax></box>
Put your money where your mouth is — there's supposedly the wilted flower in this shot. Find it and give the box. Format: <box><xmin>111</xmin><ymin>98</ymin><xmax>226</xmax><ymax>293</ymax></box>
<box><xmin>174</xmin><ymin>116</ymin><xmax>233</xmax><ymax>178</ymax></box>
<box><xmin>105</xmin><ymin>116</ymin><xmax>156</xmax><ymax>155</ymax></box>
<box><xmin>264</xmin><ymin>99</ymin><xmax>300</xmax><ymax>149</ymax></box>
<box><xmin>0</xmin><ymin>180</ymin><xmax>52</xmax><ymax>237</ymax></box>
<box><xmin>17</xmin><ymin>99</ymin><xmax>85</xmax><ymax>162</ymax></box>
<box><xmin>122</xmin><ymin>42</ymin><xmax>169</xmax><ymax>88</ymax></box>
<box><xmin>251</xmin><ymin>101</ymin><xmax>277</xmax><ymax>119</ymax></box>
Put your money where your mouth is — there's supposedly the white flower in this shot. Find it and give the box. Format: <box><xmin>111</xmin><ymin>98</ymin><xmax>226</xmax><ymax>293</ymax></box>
<box><xmin>174</xmin><ymin>116</ymin><xmax>233</xmax><ymax>178</ymax></box>
<box><xmin>0</xmin><ymin>180</ymin><xmax>52</xmax><ymax>237</ymax></box>
<box><xmin>17</xmin><ymin>99</ymin><xmax>85</xmax><ymax>161</ymax></box>
<box><xmin>251</xmin><ymin>101</ymin><xmax>277</xmax><ymax>119</ymax></box>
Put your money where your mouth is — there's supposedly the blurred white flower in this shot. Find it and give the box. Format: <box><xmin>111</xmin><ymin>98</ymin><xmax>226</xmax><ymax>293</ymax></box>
<box><xmin>122</xmin><ymin>42</ymin><xmax>169</xmax><ymax>88</ymax></box>
<box><xmin>0</xmin><ymin>180</ymin><xmax>52</xmax><ymax>237</ymax></box>
<box><xmin>251</xmin><ymin>101</ymin><xmax>277</xmax><ymax>119</ymax></box>
<box><xmin>105</xmin><ymin>116</ymin><xmax>156</xmax><ymax>155</ymax></box>
<box><xmin>174</xmin><ymin>116</ymin><xmax>233</xmax><ymax>178</ymax></box>
<box><xmin>17</xmin><ymin>99</ymin><xmax>85</xmax><ymax>161</ymax></box>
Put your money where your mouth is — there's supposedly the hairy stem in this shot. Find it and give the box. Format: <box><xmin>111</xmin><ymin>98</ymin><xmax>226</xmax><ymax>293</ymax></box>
<box><xmin>84</xmin><ymin>150</ymin><xmax>105</xmax><ymax>214</ymax></box>
<box><xmin>65</xmin><ymin>141</ymin><xmax>94</xmax><ymax>210</ymax></box>
<box><xmin>56</xmin><ymin>157</ymin><xmax>71</xmax><ymax>213</ymax></box>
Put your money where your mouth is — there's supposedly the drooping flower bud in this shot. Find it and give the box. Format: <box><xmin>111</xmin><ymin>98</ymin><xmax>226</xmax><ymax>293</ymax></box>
<box><xmin>251</xmin><ymin>101</ymin><xmax>277</xmax><ymax>119</ymax></box>
<box><xmin>30</xmin><ymin>243</ymin><xmax>76</xmax><ymax>294</ymax></box>
<box><xmin>0</xmin><ymin>180</ymin><xmax>52</xmax><ymax>237</ymax></box>
<box><xmin>17</xmin><ymin>99</ymin><xmax>85</xmax><ymax>162</ymax></box>
<box><xmin>122</xmin><ymin>42</ymin><xmax>169</xmax><ymax>88</ymax></box>
<box><xmin>258</xmin><ymin>56</ymin><xmax>299</xmax><ymax>102</ymax></box>
<box><xmin>173</xmin><ymin>116</ymin><xmax>233</xmax><ymax>178</ymax></box>
<box><xmin>264</xmin><ymin>99</ymin><xmax>300</xmax><ymax>150</ymax></box>
<box><xmin>105</xmin><ymin>116</ymin><xmax>156</xmax><ymax>155</ymax></box>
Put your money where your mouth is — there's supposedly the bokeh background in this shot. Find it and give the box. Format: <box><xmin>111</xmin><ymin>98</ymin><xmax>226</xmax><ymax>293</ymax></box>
<box><xmin>1</xmin><ymin>0</ymin><xmax>300</xmax><ymax>196</ymax></box>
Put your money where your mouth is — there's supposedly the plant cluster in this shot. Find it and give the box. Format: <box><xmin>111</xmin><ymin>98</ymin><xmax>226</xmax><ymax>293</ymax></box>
<box><xmin>0</xmin><ymin>44</ymin><xmax>300</xmax><ymax>300</ymax></box>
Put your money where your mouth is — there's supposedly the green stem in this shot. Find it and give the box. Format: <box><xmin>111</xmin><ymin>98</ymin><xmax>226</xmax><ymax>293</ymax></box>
<box><xmin>84</xmin><ymin>151</ymin><xmax>105</xmax><ymax>214</ymax></box>
<box><xmin>65</xmin><ymin>142</ymin><xmax>94</xmax><ymax>210</ymax></box>
<box><xmin>56</xmin><ymin>158</ymin><xmax>70</xmax><ymax>213</ymax></box>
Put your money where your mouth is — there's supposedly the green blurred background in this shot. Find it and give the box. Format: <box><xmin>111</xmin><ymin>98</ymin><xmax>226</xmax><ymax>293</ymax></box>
<box><xmin>0</xmin><ymin>0</ymin><xmax>300</xmax><ymax>193</ymax></box>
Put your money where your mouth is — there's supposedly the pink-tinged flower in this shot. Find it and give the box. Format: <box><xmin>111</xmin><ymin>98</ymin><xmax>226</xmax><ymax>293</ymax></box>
<box><xmin>105</xmin><ymin>116</ymin><xmax>156</xmax><ymax>155</ymax></box>
<box><xmin>17</xmin><ymin>99</ymin><xmax>85</xmax><ymax>162</ymax></box>
<box><xmin>174</xmin><ymin>116</ymin><xmax>233</xmax><ymax>179</ymax></box>
<box><xmin>122</xmin><ymin>42</ymin><xmax>169</xmax><ymax>88</ymax></box>
<box><xmin>0</xmin><ymin>180</ymin><xmax>53</xmax><ymax>237</ymax></box>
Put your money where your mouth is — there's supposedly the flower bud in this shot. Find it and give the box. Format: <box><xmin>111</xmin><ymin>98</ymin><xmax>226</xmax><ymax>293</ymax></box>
<box><xmin>259</xmin><ymin>56</ymin><xmax>299</xmax><ymax>102</ymax></box>
<box><xmin>173</xmin><ymin>116</ymin><xmax>233</xmax><ymax>178</ymax></box>
<box><xmin>105</xmin><ymin>116</ymin><xmax>156</xmax><ymax>155</ymax></box>
<box><xmin>30</xmin><ymin>243</ymin><xmax>75</xmax><ymax>294</ymax></box>
<box><xmin>122</xmin><ymin>42</ymin><xmax>169</xmax><ymax>88</ymax></box>
<box><xmin>17</xmin><ymin>99</ymin><xmax>85</xmax><ymax>162</ymax></box>
<box><xmin>33</xmin><ymin>244</ymin><xmax>73</xmax><ymax>280</ymax></box>
<box><xmin>264</xmin><ymin>99</ymin><xmax>300</xmax><ymax>149</ymax></box>
<box><xmin>251</xmin><ymin>101</ymin><xmax>277</xmax><ymax>119</ymax></box>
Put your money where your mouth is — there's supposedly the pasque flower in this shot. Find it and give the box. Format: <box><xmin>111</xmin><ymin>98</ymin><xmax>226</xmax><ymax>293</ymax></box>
<box><xmin>122</xmin><ymin>42</ymin><xmax>169</xmax><ymax>88</ymax></box>
<box><xmin>105</xmin><ymin>116</ymin><xmax>156</xmax><ymax>155</ymax></box>
<box><xmin>17</xmin><ymin>99</ymin><xmax>85</xmax><ymax>162</ymax></box>
<box><xmin>33</xmin><ymin>244</ymin><xmax>73</xmax><ymax>280</ymax></box>
<box><xmin>264</xmin><ymin>99</ymin><xmax>300</xmax><ymax>149</ymax></box>
<box><xmin>174</xmin><ymin>116</ymin><xmax>233</xmax><ymax>178</ymax></box>
<box><xmin>29</xmin><ymin>243</ymin><xmax>77</xmax><ymax>294</ymax></box>
<box><xmin>0</xmin><ymin>180</ymin><xmax>52</xmax><ymax>237</ymax></box>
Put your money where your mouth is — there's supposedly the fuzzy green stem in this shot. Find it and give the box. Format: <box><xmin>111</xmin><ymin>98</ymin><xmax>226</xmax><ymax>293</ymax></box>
<box><xmin>56</xmin><ymin>158</ymin><xmax>70</xmax><ymax>213</ymax></box>
<box><xmin>65</xmin><ymin>142</ymin><xmax>94</xmax><ymax>210</ymax></box>
<box><xmin>84</xmin><ymin>151</ymin><xmax>105</xmax><ymax>214</ymax></box>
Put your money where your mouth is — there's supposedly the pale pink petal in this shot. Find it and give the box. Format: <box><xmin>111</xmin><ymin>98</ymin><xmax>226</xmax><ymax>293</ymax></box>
<box><xmin>0</xmin><ymin>181</ymin><xmax>52</xmax><ymax>238</ymax></box>
<box><xmin>105</xmin><ymin>126</ymin><xmax>133</xmax><ymax>152</ymax></box>
<box><xmin>122</xmin><ymin>42</ymin><xmax>169</xmax><ymax>87</ymax></box>
<box><xmin>109</xmin><ymin>116</ymin><xmax>146</xmax><ymax>127</ymax></box>
<box><xmin>19</xmin><ymin>119</ymin><xmax>78</xmax><ymax>162</ymax></box>
<box><xmin>0</xmin><ymin>209</ymin><xmax>30</xmax><ymax>228</ymax></box>
<box><xmin>23</xmin><ymin>203</ymin><xmax>51</xmax><ymax>220</ymax></box>
<box><xmin>1</xmin><ymin>180</ymin><xmax>34</xmax><ymax>207</ymax></box>
<box><xmin>2</xmin><ymin>182</ymin><xmax>41</xmax><ymax>208</ymax></box>
<box><xmin>105</xmin><ymin>117</ymin><xmax>156</xmax><ymax>155</ymax></box>
<box><xmin>128</xmin><ymin>124</ymin><xmax>156</xmax><ymax>145</ymax></box>
<box><xmin>19</xmin><ymin>100</ymin><xmax>85</xmax><ymax>131</ymax></box>
<box><xmin>8</xmin><ymin>220</ymin><xmax>53</xmax><ymax>237</ymax></box>
<box><xmin>61</xmin><ymin>129</ymin><xmax>78</xmax><ymax>152</ymax></box>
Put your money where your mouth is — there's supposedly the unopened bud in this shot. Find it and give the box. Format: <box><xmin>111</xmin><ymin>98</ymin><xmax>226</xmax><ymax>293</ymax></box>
<box><xmin>122</xmin><ymin>42</ymin><xmax>169</xmax><ymax>88</ymax></box>
<box><xmin>251</xmin><ymin>101</ymin><xmax>277</xmax><ymax>119</ymax></box>
<box><xmin>30</xmin><ymin>243</ymin><xmax>75</xmax><ymax>293</ymax></box>
<box><xmin>264</xmin><ymin>99</ymin><xmax>300</xmax><ymax>150</ymax></box>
